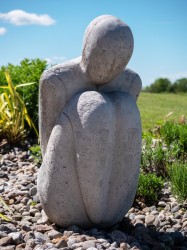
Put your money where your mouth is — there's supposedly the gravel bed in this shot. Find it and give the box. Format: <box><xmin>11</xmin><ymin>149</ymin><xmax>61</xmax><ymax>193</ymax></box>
<box><xmin>0</xmin><ymin>142</ymin><xmax>187</xmax><ymax>250</ymax></box>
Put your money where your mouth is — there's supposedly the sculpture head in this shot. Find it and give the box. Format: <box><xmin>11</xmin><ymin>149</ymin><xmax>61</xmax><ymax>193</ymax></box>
<box><xmin>81</xmin><ymin>15</ymin><xmax>134</xmax><ymax>85</ymax></box>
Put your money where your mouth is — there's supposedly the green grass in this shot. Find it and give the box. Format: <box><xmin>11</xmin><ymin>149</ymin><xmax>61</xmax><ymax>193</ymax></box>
<box><xmin>137</xmin><ymin>92</ymin><xmax>187</xmax><ymax>131</ymax></box>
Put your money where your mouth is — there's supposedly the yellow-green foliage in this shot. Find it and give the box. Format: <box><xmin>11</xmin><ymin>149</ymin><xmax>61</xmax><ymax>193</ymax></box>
<box><xmin>0</xmin><ymin>71</ymin><xmax>38</xmax><ymax>144</ymax></box>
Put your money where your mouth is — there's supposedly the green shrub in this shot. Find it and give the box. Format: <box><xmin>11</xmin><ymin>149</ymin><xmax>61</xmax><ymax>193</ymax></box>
<box><xmin>29</xmin><ymin>144</ymin><xmax>42</xmax><ymax>166</ymax></box>
<box><xmin>141</xmin><ymin>134</ymin><xmax>153</xmax><ymax>172</ymax></box>
<box><xmin>0</xmin><ymin>72</ymin><xmax>38</xmax><ymax>144</ymax></box>
<box><xmin>179</xmin><ymin>124</ymin><xmax>187</xmax><ymax>151</ymax></box>
<box><xmin>136</xmin><ymin>173</ymin><xmax>164</xmax><ymax>204</ymax></box>
<box><xmin>168</xmin><ymin>163</ymin><xmax>187</xmax><ymax>202</ymax></box>
<box><xmin>160</xmin><ymin>121</ymin><xmax>187</xmax><ymax>162</ymax></box>
<box><xmin>160</xmin><ymin>121</ymin><xmax>180</xmax><ymax>147</ymax></box>
<box><xmin>0</xmin><ymin>58</ymin><xmax>47</xmax><ymax>131</ymax></box>
<box><xmin>141</xmin><ymin>135</ymin><xmax>167</xmax><ymax>177</ymax></box>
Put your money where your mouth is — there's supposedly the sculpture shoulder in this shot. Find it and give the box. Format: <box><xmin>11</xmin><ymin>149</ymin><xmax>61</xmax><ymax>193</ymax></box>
<box><xmin>122</xmin><ymin>68</ymin><xmax>142</xmax><ymax>99</ymax></box>
<box><xmin>40</xmin><ymin>57</ymin><xmax>81</xmax><ymax>86</ymax></box>
<box><xmin>40</xmin><ymin>57</ymin><xmax>94</xmax><ymax>100</ymax></box>
<box><xmin>122</xmin><ymin>68</ymin><xmax>142</xmax><ymax>87</ymax></box>
<box><xmin>99</xmin><ymin>68</ymin><xmax>142</xmax><ymax>101</ymax></box>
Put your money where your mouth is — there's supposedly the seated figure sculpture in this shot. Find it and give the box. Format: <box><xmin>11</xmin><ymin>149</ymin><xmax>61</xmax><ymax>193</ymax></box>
<box><xmin>38</xmin><ymin>15</ymin><xmax>142</xmax><ymax>228</ymax></box>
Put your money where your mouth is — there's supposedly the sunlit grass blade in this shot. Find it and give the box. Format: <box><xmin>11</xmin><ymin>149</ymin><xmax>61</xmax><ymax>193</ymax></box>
<box><xmin>0</xmin><ymin>196</ymin><xmax>13</xmax><ymax>215</ymax></box>
<box><xmin>0</xmin><ymin>213</ymin><xmax>12</xmax><ymax>222</ymax></box>
<box><xmin>15</xmin><ymin>82</ymin><xmax>36</xmax><ymax>89</ymax></box>
<box><xmin>5</xmin><ymin>71</ymin><xmax>16</xmax><ymax>97</ymax></box>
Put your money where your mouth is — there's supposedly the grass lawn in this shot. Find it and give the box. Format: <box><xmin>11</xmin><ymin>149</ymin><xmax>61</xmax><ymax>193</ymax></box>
<box><xmin>137</xmin><ymin>92</ymin><xmax>187</xmax><ymax>131</ymax></box>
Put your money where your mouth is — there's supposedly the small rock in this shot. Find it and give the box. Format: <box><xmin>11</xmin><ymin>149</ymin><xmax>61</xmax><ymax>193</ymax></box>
<box><xmin>183</xmin><ymin>220</ymin><xmax>187</xmax><ymax>228</ymax></box>
<box><xmin>32</xmin><ymin>194</ymin><xmax>40</xmax><ymax>203</ymax></box>
<box><xmin>158</xmin><ymin>201</ymin><xmax>166</xmax><ymax>207</ymax></box>
<box><xmin>36</xmin><ymin>210</ymin><xmax>49</xmax><ymax>224</ymax></box>
<box><xmin>0</xmin><ymin>172</ymin><xmax>8</xmax><ymax>179</ymax></box>
<box><xmin>135</xmin><ymin>215</ymin><xmax>145</xmax><ymax>222</ymax></box>
<box><xmin>34</xmin><ymin>232</ymin><xmax>49</xmax><ymax>244</ymax></box>
<box><xmin>111</xmin><ymin>242</ymin><xmax>118</xmax><ymax>248</ymax></box>
<box><xmin>1</xmin><ymin>246</ymin><xmax>16</xmax><ymax>250</ymax></box>
<box><xmin>29</xmin><ymin>187</ymin><xmax>37</xmax><ymax>197</ymax></box>
<box><xmin>82</xmin><ymin>240</ymin><xmax>96</xmax><ymax>249</ymax></box>
<box><xmin>120</xmin><ymin>242</ymin><xmax>129</xmax><ymax>249</ymax></box>
<box><xmin>145</xmin><ymin>215</ymin><xmax>155</xmax><ymax>225</ymax></box>
<box><xmin>47</xmin><ymin>230</ymin><xmax>63</xmax><ymax>240</ymax></box>
<box><xmin>55</xmin><ymin>238</ymin><xmax>68</xmax><ymax>248</ymax></box>
<box><xmin>173</xmin><ymin>224</ymin><xmax>182</xmax><ymax>230</ymax></box>
<box><xmin>142</xmin><ymin>207</ymin><xmax>150</xmax><ymax>213</ymax></box>
<box><xmin>21</xmin><ymin>224</ymin><xmax>31</xmax><ymax>232</ymax></box>
<box><xmin>171</xmin><ymin>205</ymin><xmax>180</xmax><ymax>213</ymax></box>
<box><xmin>33</xmin><ymin>224</ymin><xmax>52</xmax><ymax>233</ymax></box>
<box><xmin>0</xmin><ymin>224</ymin><xmax>17</xmax><ymax>233</ymax></box>
<box><xmin>151</xmin><ymin>211</ymin><xmax>159</xmax><ymax>215</ymax></box>
<box><xmin>0</xmin><ymin>231</ymin><xmax>8</xmax><ymax>238</ymax></box>
<box><xmin>8</xmin><ymin>232</ymin><xmax>23</xmax><ymax>245</ymax></box>
<box><xmin>0</xmin><ymin>236</ymin><xmax>12</xmax><ymax>246</ymax></box>
<box><xmin>15</xmin><ymin>243</ymin><xmax>26</xmax><ymax>250</ymax></box>
<box><xmin>68</xmin><ymin>239</ymin><xmax>81</xmax><ymax>248</ymax></box>
<box><xmin>25</xmin><ymin>238</ymin><xmax>36</xmax><ymax>249</ymax></box>
<box><xmin>63</xmin><ymin>231</ymin><xmax>74</xmax><ymax>237</ymax></box>
<box><xmin>71</xmin><ymin>242</ymin><xmax>83</xmax><ymax>249</ymax></box>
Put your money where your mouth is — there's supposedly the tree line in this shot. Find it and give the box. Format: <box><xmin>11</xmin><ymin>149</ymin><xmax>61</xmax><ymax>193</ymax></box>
<box><xmin>143</xmin><ymin>78</ymin><xmax>187</xmax><ymax>93</ymax></box>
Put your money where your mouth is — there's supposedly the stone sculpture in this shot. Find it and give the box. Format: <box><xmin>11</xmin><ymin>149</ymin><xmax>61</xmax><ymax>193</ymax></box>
<box><xmin>38</xmin><ymin>15</ymin><xmax>142</xmax><ymax>228</ymax></box>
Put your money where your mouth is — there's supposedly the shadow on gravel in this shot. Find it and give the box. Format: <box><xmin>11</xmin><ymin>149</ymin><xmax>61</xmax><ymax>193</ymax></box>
<box><xmin>54</xmin><ymin>217</ymin><xmax>187</xmax><ymax>250</ymax></box>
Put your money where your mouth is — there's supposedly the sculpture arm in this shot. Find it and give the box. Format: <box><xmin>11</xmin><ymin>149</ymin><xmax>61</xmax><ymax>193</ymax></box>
<box><xmin>39</xmin><ymin>72</ymin><xmax>67</xmax><ymax>156</ymax></box>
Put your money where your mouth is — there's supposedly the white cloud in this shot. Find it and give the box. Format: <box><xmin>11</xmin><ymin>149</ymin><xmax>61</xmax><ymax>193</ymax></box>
<box><xmin>0</xmin><ymin>27</ymin><xmax>7</xmax><ymax>35</ymax></box>
<box><xmin>160</xmin><ymin>72</ymin><xmax>187</xmax><ymax>82</ymax></box>
<box><xmin>0</xmin><ymin>10</ymin><xmax>55</xmax><ymax>26</ymax></box>
<box><xmin>45</xmin><ymin>56</ymin><xmax>68</xmax><ymax>66</ymax></box>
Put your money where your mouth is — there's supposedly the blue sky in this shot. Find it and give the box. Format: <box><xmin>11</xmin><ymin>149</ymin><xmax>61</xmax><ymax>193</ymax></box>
<box><xmin>0</xmin><ymin>0</ymin><xmax>187</xmax><ymax>86</ymax></box>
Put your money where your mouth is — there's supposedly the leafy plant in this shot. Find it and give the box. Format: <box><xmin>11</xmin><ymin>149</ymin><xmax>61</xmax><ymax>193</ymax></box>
<box><xmin>152</xmin><ymin>141</ymin><xmax>167</xmax><ymax>177</ymax></box>
<box><xmin>141</xmin><ymin>135</ymin><xmax>167</xmax><ymax>177</ymax></box>
<box><xmin>0</xmin><ymin>71</ymin><xmax>38</xmax><ymax>144</ymax></box>
<box><xmin>136</xmin><ymin>173</ymin><xmax>164</xmax><ymax>204</ymax></box>
<box><xmin>160</xmin><ymin>121</ymin><xmax>180</xmax><ymax>147</ymax></box>
<box><xmin>160</xmin><ymin>121</ymin><xmax>187</xmax><ymax>162</ymax></box>
<box><xmin>168</xmin><ymin>163</ymin><xmax>187</xmax><ymax>202</ymax></box>
<box><xmin>29</xmin><ymin>144</ymin><xmax>42</xmax><ymax>165</ymax></box>
<box><xmin>0</xmin><ymin>58</ymin><xmax>47</xmax><ymax>130</ymax></box>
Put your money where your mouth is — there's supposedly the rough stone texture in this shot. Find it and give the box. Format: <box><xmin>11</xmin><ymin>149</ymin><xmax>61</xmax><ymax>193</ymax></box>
<box><xmin>81</xmin><ymin>15</ymin><xmax>134</xmax><ymax>84</ymax></box>
<box><xmin>38</xmin><ymin>15</ymin><xmax>142</xmax><ymax>228</ymax></box>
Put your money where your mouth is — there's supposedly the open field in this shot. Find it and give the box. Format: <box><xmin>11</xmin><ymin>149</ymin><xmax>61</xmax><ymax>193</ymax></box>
<box><xmin>137</xmin><ymin>92</ymin><xmax>187</xmax><ymax>131</ymax></box>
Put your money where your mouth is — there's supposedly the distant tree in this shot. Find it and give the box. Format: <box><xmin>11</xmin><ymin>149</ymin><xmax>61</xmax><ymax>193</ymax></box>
<box><xmin>144</xmin><ymin>78</ymin><xmax>172</xmax><ymax>93</ymax></box>
<box><xmin>169</xmin><ymin>78</ymin><xmax>187</xmax><ymax>93</ymax></box>
<box><xmin>0</xmin><ymin>58</ymin><xmax>47</xmax><ymax>130</ymax></box>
